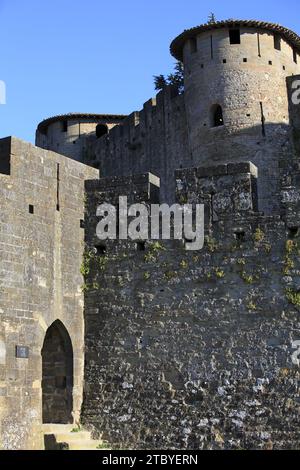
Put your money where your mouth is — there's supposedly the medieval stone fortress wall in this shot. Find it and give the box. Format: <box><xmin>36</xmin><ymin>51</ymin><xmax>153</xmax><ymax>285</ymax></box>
<box><xmin>35</xmin><ymin>22</ymin><xmax>300</xmax><ymax>213</ymax></box>
<box><xmin>0</xmin><ymin>138</ymin><xmax>98</xmax><ymax>448</ymax></box>
<box><xmin>36</xmin><ymin>113</ymin><xmax>125</xmax><ymax>163</ymax></box>
<box><xmin>178</xmin><ymin>21</ymin><xmax>300</xmax><ymax>214</ymax></box>
<box><xmin>0</xmin><ymin>19</ymin><xmax>300</xmax><ymax>450</ymax></box>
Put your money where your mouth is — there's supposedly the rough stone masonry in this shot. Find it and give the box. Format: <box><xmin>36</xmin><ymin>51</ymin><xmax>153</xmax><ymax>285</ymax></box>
<box><xmin>80</xmin><ymin>21</ymin><xmax>300</xmax><ymax>450</ymax></box>
<box><xmin>1</xmin><ymin>18</ymin><xmax>300</xmax><ymax>449</ymax></box>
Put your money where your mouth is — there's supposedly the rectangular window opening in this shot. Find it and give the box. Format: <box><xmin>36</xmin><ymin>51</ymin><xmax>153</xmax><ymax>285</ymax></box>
<box><xmin>95</xmin><ymin>244</ymin><xmax>107</xmax><ymax>256</ymax></box>
<box><xmin>234</xmin><ymin>230</ymin><xmax>245</xmax><ymax>242</ymax></box>
<box><xmin>229</xmin><ymin>29</ymin><xmax>241</xmax><ymax>45</ymax></box>
<box><xmin>260</xmin><ymin>102</ymin><xmax>266</xmax><ymax>137</ymax></box>
<box><xmin>257</xmin><ymin>33</ymin><xmax>261</xmax><ymax>57</ymax></box>
<box><xmin>56</xmin><ymin>163</ymin><xmax>60</xmax><ymax>211</ymax></box>
<box><xmin>190</xmin><ymin>37</ymin><xmax>197</xmax><ymax>53</ymax></box>
<box><xmin>274</xmin><ymin>34</ymin><xmax>281</xmax><ymax>51</ymax></box>
<box><xmin>29</xmin><ymin>205</ymin><xmax>34</xmax><ymax>214</ymax></box>
<box><xmin>62</xmin><ymin>120</ymin><xmax>68</xmax><ymax>132</ymax></box>
<box><xmin>288</xmin><ymin>227</ymin><xmax>299</xmax><ymax>239</ymax></box>
<box><xmin>293</xmin><ymin>48</ymin><xmax>298</xmax><ymax>64</ymax></box>
<box><xmin>136</xmin><ymin>241</ymin><xmax>146</xmax><ymax>252</ymax></box>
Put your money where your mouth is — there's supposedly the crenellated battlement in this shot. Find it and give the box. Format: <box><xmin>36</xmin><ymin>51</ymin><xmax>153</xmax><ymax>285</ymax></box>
<box><xmin>34</xmin><ymin>22</ymin><xmax>300</xmax><ymax>217</ymax></box>
<box><xmin>176</xmin><ymin>161</ymin><xmax>258</xmax><ymax>228</ymax></box>
<box><xmin>84</xmin><ymin>161</ymin><xmax>259</xmax><ymax>246</ymax></box>
<box><xmin>88</xmin><ymin>85</ymin><xmax>188</xmax><ymax>203</ymax></box>
<box><xmin>3</xmin><ymin>18</ymin><xmax>300</xmax><ymax>451</ymax></box>
<box><xmin>101</xmin><ymin>86</ymin><xmax>180</xmax><ymax>146</ymax></box>
<box><xmin>35</xmin><ymin>113</ymin><xmax>125</xmax><ymax>163</ymax></box>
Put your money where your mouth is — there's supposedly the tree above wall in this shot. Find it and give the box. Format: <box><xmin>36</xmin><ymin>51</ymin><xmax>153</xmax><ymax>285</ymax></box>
<box><xmin>153</xmin><ymin>61</ymin><xmax>184</xmax><ymax>94</ymax></box>
<box><xmin>153</xmin><ymin>13</ymin><xmax>218</xmax><ymax>94</ymax></box>
<box><xmin>207</xmin><ymin>12</ymin><xmax>217</xmax><ymax>24</ymax></box>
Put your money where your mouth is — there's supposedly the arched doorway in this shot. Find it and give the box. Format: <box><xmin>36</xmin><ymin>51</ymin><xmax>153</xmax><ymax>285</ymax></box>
<box><xmin>41</xmin><ymin>320</ymin><xmax>73</xmax><ymax>424</ymax></box>
<box><xmin>96</xmin><ymin>123</ymin><xmax>108</xmax><ymax>138</ymax></box>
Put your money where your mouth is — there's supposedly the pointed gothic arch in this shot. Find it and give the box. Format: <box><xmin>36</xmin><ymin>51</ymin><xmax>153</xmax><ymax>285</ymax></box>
<box><xmin>41</xmin><ymin>320</ymin><xmax>73</xmax><ymax>424</ymax></box>
<box><xmin>211</xmin><ymin>104</ymin><xmax>224</xmax><ymax>127</ymax></box>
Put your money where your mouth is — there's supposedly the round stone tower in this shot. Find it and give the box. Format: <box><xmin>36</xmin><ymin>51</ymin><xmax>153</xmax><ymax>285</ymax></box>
<box><xmin>36</xmin><ymin>113</ymin><xmax>125</xmax><ymax>164</ymax></box>
<box><xmin>171</xmin><ymin>20</ymin><xmax>300</xmax><ymax>213</ymax></box>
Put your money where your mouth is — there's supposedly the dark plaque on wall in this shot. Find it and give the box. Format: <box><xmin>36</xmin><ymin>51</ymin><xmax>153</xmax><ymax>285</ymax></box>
<box><xmin>16</xmin><ymin>346</ymin><xmax>29</xmax><ymax>359</ymax></box>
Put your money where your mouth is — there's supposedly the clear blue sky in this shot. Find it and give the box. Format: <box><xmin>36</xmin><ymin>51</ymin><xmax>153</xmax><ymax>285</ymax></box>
<box><xmin>0</xmin><ymin>0</ymin><xmax>299</xmax><ymax>143</ymax></box>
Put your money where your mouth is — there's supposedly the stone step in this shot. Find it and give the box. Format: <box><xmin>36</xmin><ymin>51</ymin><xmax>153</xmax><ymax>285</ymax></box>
<box><xmin>42</xmin><ymin>424</ymin><xmax>75</xmax><ymax>434</ymax></box>
<box><xmin>67</xmin><ymin>440</ymin><xmax>109</xmax><ymax>451</ymax></box>
<box><xmin>51</xmin><ymin>431</ymin><xmax>92</xmax><ymax>442</ymax></box>
<box><xmin>42</xmin><ymin>423</ymin><xmax>110</xmax><ymax>450</ymax></box>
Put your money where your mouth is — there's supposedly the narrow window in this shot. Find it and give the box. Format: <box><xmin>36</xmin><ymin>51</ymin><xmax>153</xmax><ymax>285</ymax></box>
<box><xmin>234</xmin><ymin>231</ymin><xmax>245</xmax><ymax>242</ymax></box>
<box><xmin>95</xmin><ymin>244</ymin><xmax>107</xmax><ymax>255</ymax></box>
<box><xmin>136</xmin><ymin>241</ymin><xmax>146</xmax><ymax>251</ymax></box>
<box><xmin>288</xmin><ymin>227</ymin><xmax>299</xmax><ymax>239</ymax></box>
<box><xmin>211</xmin><ymin>104</ymin><xmax>224</xmax><ymax>127</ymax></box>
<box><xmin>190</xmin><ymin>37</ymin><xmax>197</xmax><ymax>53</ymax></box>
<box><xmin>96</xmin><ymin>124</ymin><xmax>108</xmax><ymax>138</ymax></box>
<box><xmin>274</xmin><ymin>34</ymin><xmax>281</xmax><ymax>51</ymax></box>
<box><xmin>223</xmin><ymin>59</ymin><xmax>227</xmax><ymax>63</ymax></box>
<box><xmin>257</xmin><ymin>33</ymin><xmax>261</xmax><ymax>57</ymax></box>
<box><xmin>62</xmin><ymin>120</ymin><xmax>68</xmax><ymax>133</ymax></box>
<box><xmin>80</xmin><ymin>220</ymin><xmax>85</xmax><ymax>229</ymax></box>
<box><xmin>29</xmin><ymin>205</ymin><xmax>34</xmax><ymax>214</ymax></box>
<box><xmin>293</xmin><ymin>48</ymin><xmax>298</xmax><ymax>64</ymax></box>
<box><xmin>243</xmin><ymin>58</ymin><xmax>248</xmax><ymax>62</ymax></box>
<box><xmin>210</xmin><ymin>35</ymin><xmax>213</xmax><ymax>59</ymax></box>
<box><xmin>269</xmin><ymin>60</ymin><xmax>273</xmax><ymax>65</ymax></box>
<box><xmin>229</xmin><ymin>29</ymin><xmax>241</xmax><ymax>45</ymax></box>
<box><xmin>260</xmin><ymin>102</ymin><xmax>266</xmax><ymax>137</ymax></box>
<box><xmin>56</xmin><ymin>163</ymin><xmax>60</xmax><ymax>211</ymax></box>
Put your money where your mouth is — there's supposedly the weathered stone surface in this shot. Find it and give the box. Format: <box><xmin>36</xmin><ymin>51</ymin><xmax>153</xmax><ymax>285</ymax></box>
<box><xmin>0</xmin><ymin>138</ymin><xmax>98</xmax><ymax>449</ymax></box>
<box><xmin>77</xmin><ymin>60</ymin><xmax>300</xmax><ymax>446</ymax></box>
<box><xmin>35</xmin><ymin>114</ymin><xmax>124</xmax><ymax>163</ymax></box>
<box><xmin>1</xmin><ymin>20</ymin><xmax>300</xmax><ymax>451</ymax></box>
<box><xmin>82</xmin><ymin>175</ymin><xmax>300</xmax><ymax>449</ymax></box>
<box><xmin>77</xmin><ymin>31</ymin><xmax>300</xmax><ymax>214</ymax></box>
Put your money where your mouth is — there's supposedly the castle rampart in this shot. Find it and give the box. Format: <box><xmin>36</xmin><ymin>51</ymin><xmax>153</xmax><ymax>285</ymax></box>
<box><xmin>86</xmin><ymin>87</ymin><xmax>190</xmax><ymax>203</ymax></box>
<box><xmin>2</xmin><ymin>18</ymin><xmax>300</xmax><ymax>451</ymax></box>
<box><xmin>36</xmin><ymin>113</ymin><xmax>125</xmax><ymax>163</ymax></box>
<box><xmin>81</xmin><ymin>160</ymin><xmax>300</xmax><ymax>450</ymax></box>
<box><xmin>0</xmin><ymin>137</ymin><xmax>98</xmax><ymax>449</ymax></box>
<box><xmin>77</xmin><ymin>22</ymin><xmax>300</xmax><ymax>216</ymax></box>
